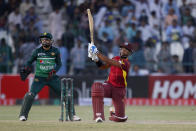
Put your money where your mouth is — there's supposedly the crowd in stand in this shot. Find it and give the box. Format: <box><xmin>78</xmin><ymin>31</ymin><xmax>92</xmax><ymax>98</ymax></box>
<box><xmin>0</xmin><ymin>0</ymin><xmax>196</xmax><ymax>76</ymax></box>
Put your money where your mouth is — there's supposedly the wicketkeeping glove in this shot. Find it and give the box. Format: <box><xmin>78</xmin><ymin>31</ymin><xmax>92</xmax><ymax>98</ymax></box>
<box><xmin>20</xmin><ymin>66</ymin><xmax>32</xmax><ymax>81</ymax></box>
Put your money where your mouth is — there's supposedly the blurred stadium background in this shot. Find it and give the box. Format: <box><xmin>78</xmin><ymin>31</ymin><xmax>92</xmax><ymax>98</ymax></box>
<box><xmin>0</xmin><ymin>0</ymin><xmax>196</xmax><ymax>108</ymax></box>
<box><xmin>0</xmin><ymin>0</ymin><xmax>196</xmax><ymax>130</ymax></box>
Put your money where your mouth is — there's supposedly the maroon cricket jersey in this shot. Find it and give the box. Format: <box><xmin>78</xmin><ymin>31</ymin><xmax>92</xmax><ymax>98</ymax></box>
<box><xmin>107</xmin><ymin>56</ymin><xmax>130</xmax><ymax>88</ymax></box>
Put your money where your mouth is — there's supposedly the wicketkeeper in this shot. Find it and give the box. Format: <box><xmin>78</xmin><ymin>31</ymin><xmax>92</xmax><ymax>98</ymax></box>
<box><xmin>19</xmin><ymin>32</ymin><xmax>81</xmax><ymax>121</ymax></box>
<box><xmin>88</xmin><ymin>42</ymin><xmax>134</xmax><ymax>122</ymax></box>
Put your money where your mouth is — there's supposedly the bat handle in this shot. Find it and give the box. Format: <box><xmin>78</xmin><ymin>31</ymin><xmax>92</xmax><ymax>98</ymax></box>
<box><xmin>91</xmin><ymin>40</ymin><xmax>94</xmax><ymax>45</ymax></box>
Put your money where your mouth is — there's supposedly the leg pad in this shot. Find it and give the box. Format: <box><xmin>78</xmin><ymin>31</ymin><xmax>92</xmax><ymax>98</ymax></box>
<box><xmin>91</xmin><ymin>82</ymin><xmax>104</xmax><ymax>97</ymax></box>
<box><xmin>19</xmin><ymin>92</ymin><xmax>35</xmax><ymax>118</ymax></box>
<box><xmin>91</xmin><ymin>82</ymin><xmax>105</xmax><ymax>120</ymax></box>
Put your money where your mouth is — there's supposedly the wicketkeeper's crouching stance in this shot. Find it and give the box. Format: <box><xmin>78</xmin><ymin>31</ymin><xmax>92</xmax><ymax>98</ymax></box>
<box><xmin>19</xmin><ymin>32</ymin><xmax>81</xmax><ymax>121</ymax></box>
<box><xmin>88</xmin><ymin>42</ymin><xmax>134</xmax><ymax>122</ymax></box>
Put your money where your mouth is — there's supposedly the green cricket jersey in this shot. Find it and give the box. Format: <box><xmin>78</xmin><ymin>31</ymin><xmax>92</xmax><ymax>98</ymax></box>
<box><xmin>26</xmin><ymin>46</ymin><xmax>62</xmax><ymax>77</ymax></box>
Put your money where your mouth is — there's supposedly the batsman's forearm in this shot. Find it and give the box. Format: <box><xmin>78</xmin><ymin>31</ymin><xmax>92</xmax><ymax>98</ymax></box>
<box><xmin>97</xmin><ymin>53</ymin><xmax>121</xmax><ymax>67</ymax></box>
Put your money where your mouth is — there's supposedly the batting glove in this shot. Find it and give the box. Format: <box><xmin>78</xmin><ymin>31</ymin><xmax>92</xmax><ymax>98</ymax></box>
<box><xmin>88</xmin><ymin>42</ymin><xmax>99</xmax><ymax>62</ymax></box>
<box><xmin>88</xmin><ymin>43</ymin><xmax>93</xmax><ymax>58</ymax></box>
<box><xmin>91</xmin><ymin>45</ymin><xmax>99</xmax><ymax>55</ymax></box>
<box><xmin>92</xmin><ymin>54</ymin><xmax>99</xmax><ymax>62</ymax></box>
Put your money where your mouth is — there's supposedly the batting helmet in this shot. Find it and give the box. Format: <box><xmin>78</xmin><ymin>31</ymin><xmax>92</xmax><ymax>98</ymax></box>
<box><xmin>120</xmin><ymin>42</ymin><xmax>134</xmax><ymax>53</ymax></box>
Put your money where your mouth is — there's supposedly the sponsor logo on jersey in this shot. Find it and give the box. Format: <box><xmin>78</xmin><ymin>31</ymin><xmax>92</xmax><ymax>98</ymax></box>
<box><xmin>46</xmin><ymin>61</ymin><xmax>51</xmax><ymax>64</ymax></box>
<box><xmin>40</xmin><ymin>60</ymin><xmax>44</xmax><ymax>64</ymax></box>
<box><xmin>34</xmin><ymin>78</ymin><xmax>39</xmax><ymax>82</ymax></box>
<box><xmin>38</xmin><ymin>53</ymin><xmax>46</xmax><ymax>56</ymax></box>
<box><xmin>51</xmin><ymin>52</ymin><xmax>55</xmax><ymax>56</ymax></box>
<box><xmin>40</xmin><ymin>65</ymin><xmax>54</xmax><ymax>70</ymax></box>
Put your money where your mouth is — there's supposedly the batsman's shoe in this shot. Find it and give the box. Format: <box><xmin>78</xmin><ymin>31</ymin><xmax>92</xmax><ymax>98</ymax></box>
<box><xmin>109</xmin><ymin>115</ymin><xmax>128</xmax><ymax>122</ymax></box>
<box><xmin>19</xmin><ymin>116</ymin><xmax>27</xmax><ymax>121</ymax></box>
<box><xmin>95</xmin><ymin>117</ymin><xmax>103</xmax><ymax>123</ymax></box>
<box><xmin>73</xmin><ymin>115</ymin><xmax>81</xmax><ymax>121</ymax></box>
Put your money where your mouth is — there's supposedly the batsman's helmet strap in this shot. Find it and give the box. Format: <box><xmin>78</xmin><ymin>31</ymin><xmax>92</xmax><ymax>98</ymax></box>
<box><xmin>39</xmin><ymin>32</ymin><xmax>53</xmax><ymax>40</ymax></box>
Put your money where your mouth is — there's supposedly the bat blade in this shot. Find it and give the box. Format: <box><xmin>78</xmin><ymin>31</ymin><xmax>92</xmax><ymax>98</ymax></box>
<box><xmin>87</xmin><ymin>9</ymin><xmax>94</xmax><ymax>44</ymax></box>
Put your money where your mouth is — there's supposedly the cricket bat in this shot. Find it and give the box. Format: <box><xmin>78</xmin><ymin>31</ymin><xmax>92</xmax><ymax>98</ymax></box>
<box><xmin>87</xmin><ymin>9</ymin><xmax>94</xmax><ymax>44</ymax></box>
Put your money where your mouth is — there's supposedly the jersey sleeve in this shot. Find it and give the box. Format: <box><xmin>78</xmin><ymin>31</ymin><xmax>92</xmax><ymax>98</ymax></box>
<box><xmin>54</xmin><ymin>48</ymin><xmax>62</xmax><ymax>72</ymax></box>
<box><xmin>26</xmin><ymin>49</ymin><xmax>37</xmax><ymax>67</ymax></box>
<box><xmin>112</xmin><ymin>56</ymin><xmax>118</xmax><ymax>60</ymax></box>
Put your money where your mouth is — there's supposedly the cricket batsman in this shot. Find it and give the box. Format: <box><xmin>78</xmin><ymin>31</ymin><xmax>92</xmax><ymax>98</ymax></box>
<box><xmin>88</xmin><ymin>42</ymin><xmax>134</xmax><ymax>122</ymax></box>
<box><xmin>19</xmin><ymin>32</ymin><xmax>81</xmax><ymax>121</ymax></box>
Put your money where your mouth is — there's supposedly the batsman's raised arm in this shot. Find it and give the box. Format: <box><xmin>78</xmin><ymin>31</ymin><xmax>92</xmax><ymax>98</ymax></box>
<box><xmin>96</xmin><ymin>53</ymin><xmax>121</xmax><ymax>68</ymax></box>
<box><xmin>88</xmin><ymin>42</ymin><xmax>134</xmax><ymax>69</ymax></box>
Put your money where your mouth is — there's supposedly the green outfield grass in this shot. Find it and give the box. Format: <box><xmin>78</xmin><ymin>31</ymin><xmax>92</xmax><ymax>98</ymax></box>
<box><xmin>0</xmin><ymin>106</ymin><xmax>196</xmax><ymax>131</ymax></box>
